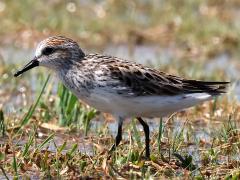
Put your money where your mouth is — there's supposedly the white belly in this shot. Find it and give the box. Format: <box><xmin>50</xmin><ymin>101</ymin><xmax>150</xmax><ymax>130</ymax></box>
<box><xmin>79</xmin><ymin>89</ymin><xmax>213</xmax><ymax>118</ymax></box>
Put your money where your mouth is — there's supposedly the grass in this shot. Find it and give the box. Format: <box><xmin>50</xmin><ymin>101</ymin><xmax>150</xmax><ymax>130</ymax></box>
<box><xmin>0</xmin><ymin>90</ymin><xmax>239</xmax><ymax>178</ymax></box>
<box><xmin>0</xmin><ymin>0</ymin><xmax>240</xmax><ymax>179</ymax></box>
<box><xmin>17</xmin><ymin>74</ymin><xmax>50</xmax><ymax>134</ymax></box>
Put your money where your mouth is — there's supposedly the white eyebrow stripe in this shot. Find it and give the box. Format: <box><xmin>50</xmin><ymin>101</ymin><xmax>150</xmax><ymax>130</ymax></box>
<box><xmin>35</xmin><ymin>42</ymin><xmax>45</xmax><ymax>57</ymax></box>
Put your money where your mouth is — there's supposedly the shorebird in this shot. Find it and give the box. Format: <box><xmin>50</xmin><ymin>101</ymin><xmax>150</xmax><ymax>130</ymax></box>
<box><xmin>14</xmin><ymin>36</ymin><xmax>229</xmax><ymax>159</ymax></box>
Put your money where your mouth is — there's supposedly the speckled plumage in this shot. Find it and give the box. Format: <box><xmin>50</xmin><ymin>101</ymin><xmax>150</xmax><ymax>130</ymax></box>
<box><xmin>15</xmin><ymin>36</ymin><xmax>229</xmax><ymax>158</ymax></box>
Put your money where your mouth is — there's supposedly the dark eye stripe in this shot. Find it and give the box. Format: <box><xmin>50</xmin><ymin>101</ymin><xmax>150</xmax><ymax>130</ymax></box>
<box><xmin>42</xmin><ymin>47</ymin><xmax>54</xmax><ymax>55</ymax></box>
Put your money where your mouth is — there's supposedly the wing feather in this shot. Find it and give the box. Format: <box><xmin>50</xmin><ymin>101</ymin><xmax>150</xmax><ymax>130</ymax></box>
<box><xmin>90</xmin><ymin>54</ymin><xmax>229</xmax><ymax>97</ymax></box>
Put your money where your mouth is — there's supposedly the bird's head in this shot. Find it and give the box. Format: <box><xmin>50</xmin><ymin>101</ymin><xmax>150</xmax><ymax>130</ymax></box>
<box><xmin>14</xmin><ymin>36</ymin><xmax>85</xmax><ymax>77</ymax></box>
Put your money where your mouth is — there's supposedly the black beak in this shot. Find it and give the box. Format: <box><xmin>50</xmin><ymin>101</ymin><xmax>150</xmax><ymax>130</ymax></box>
<box><xmin>14</xmin><ymin>57</ymin><xmax>39</xmax><ymax>77</ymax></box>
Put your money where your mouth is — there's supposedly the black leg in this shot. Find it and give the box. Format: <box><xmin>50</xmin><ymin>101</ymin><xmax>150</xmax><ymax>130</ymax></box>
<box><xmin>109</xmin><ymin>117</ymin><xmax>123</xmax><ymax>152</ymax></box>
<box><xmin>136</xmin><ymin>117</ymin><xmax>150</xmax><ymax>159</ymax></box>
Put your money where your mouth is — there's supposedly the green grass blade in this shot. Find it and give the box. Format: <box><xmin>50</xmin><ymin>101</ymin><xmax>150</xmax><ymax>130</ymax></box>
<box><xmin>158</xmin><ymin>118</ymin><xmax>163</xmax><ymax>154</ymax></box>
<box><xmin>22</xmin><ymin>133</ymin><xmax>34</xmax><ymax>157</ymax></box>
<box><xmin>12</xmin><ymin>153</ymin><xmax>18</xmax><ymax>177</ymax></box>
<box><xmin>84</xmin><ymin>109</ymin><xmax>96</xmax><ymax>136</ymax></box>
<box><xmin>32</xmin><ymin>74</ymin><xmax>51</xmax><ymax>112</ymax></box>
<box><xmin>132</xmin><ymin>118</ymin><xmax>142</xmax><ymax>148</ymax></box>
<box><xmin>57</xmin><ymin>141</ymin><xmax>67</xmax><ymax>153</ymax></box>
<box><xmin>18</xmin><ymin>74</ymin><xmax>50</xmax><ymax>132</ymax></box>
<box><xmin>66</xmin><ymin>94</ymin><xmax>78</xmax><ymax>114</ymax></box>
<box><xmin>37</xmin><ymin>133</ymin><xmax>55</xmax><ymax>150</ymax></box>
<box><xmin>67</xmin><ymin>143</ymin><xmax>78</xmax><ymax>157</ymax></box>
<box><xmin>18</xmin><ymin>105</ymin><xmax>33</xmax><ymax>129</ymax></box>
<box><xmin>0</xmin><ymin>109</ymin><xmax>5</xmax><ymax>137</ymax></box>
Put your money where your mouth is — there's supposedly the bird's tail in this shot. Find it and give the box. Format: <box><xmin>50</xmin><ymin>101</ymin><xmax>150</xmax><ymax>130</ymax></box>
<box><xmin>183</xmin><ymin>80</ymin><xmax>230</xmax><ymax>95</ymax></box>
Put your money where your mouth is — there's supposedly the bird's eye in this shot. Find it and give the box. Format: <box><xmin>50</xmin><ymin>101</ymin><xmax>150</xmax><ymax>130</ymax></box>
<box><xmin>42</xmin><ymin>47</ymin><xmax>54</xmax><ymax>56</ymax></box>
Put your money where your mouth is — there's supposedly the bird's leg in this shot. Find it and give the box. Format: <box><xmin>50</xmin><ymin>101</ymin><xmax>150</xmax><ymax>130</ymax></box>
<box><xmin>109</xmin><ymin>117</ymin><xmax>123</xmax><ymax>152</ymax></box>
<box><xmin>136</xmin><ymin>117</ymin><xmax>150</xmax><ymax>159</ymax></box>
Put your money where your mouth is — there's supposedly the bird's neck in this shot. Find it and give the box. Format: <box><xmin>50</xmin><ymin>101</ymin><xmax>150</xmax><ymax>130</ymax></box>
<box><xmin>57</xmin><ymin>62</ymin><xmax>94</xmax><ymax>98</ymax></box>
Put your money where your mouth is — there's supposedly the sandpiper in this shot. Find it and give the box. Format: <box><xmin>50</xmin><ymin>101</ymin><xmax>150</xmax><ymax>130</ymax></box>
<box><xmin>14</xmin><ymin>36</ymin><xmax>229</xmax><ymax>159</ymax></box>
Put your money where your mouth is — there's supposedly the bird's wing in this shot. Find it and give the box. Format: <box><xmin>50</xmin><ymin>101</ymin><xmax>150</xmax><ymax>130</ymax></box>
<box><xmin>91</xmin><ymin>54</ymin><xmax>229</xmax><ymax>97</ymax></box>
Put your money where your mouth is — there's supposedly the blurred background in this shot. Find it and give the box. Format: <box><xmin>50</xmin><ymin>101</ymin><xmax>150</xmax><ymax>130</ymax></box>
<box><xmin>0</xmin><ymin>0</ymin><xmax>240</xmax><ymax>178</ymax></box>
<box><xmin>1</xmin><ymin>1</ymin><xmax>240</xmax><ymax>60</ymax></box>
<box><xmin>1</xmin><ymin>0</ymin><xmax>239</xmax><ymax>113</ymax></box>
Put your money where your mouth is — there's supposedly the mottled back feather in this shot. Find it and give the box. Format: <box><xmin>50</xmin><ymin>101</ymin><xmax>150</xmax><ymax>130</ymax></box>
<box><xmin>84</xmin><ymin>54</ymin><xmax>229</xmax><ymax>97</ymax></box>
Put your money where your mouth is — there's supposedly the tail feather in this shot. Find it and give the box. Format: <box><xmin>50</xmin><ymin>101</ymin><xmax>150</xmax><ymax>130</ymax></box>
<box><xmin>183</xmin><ymin>80</ymin><xmax>230</xmax><ymax>95</ymax></box>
